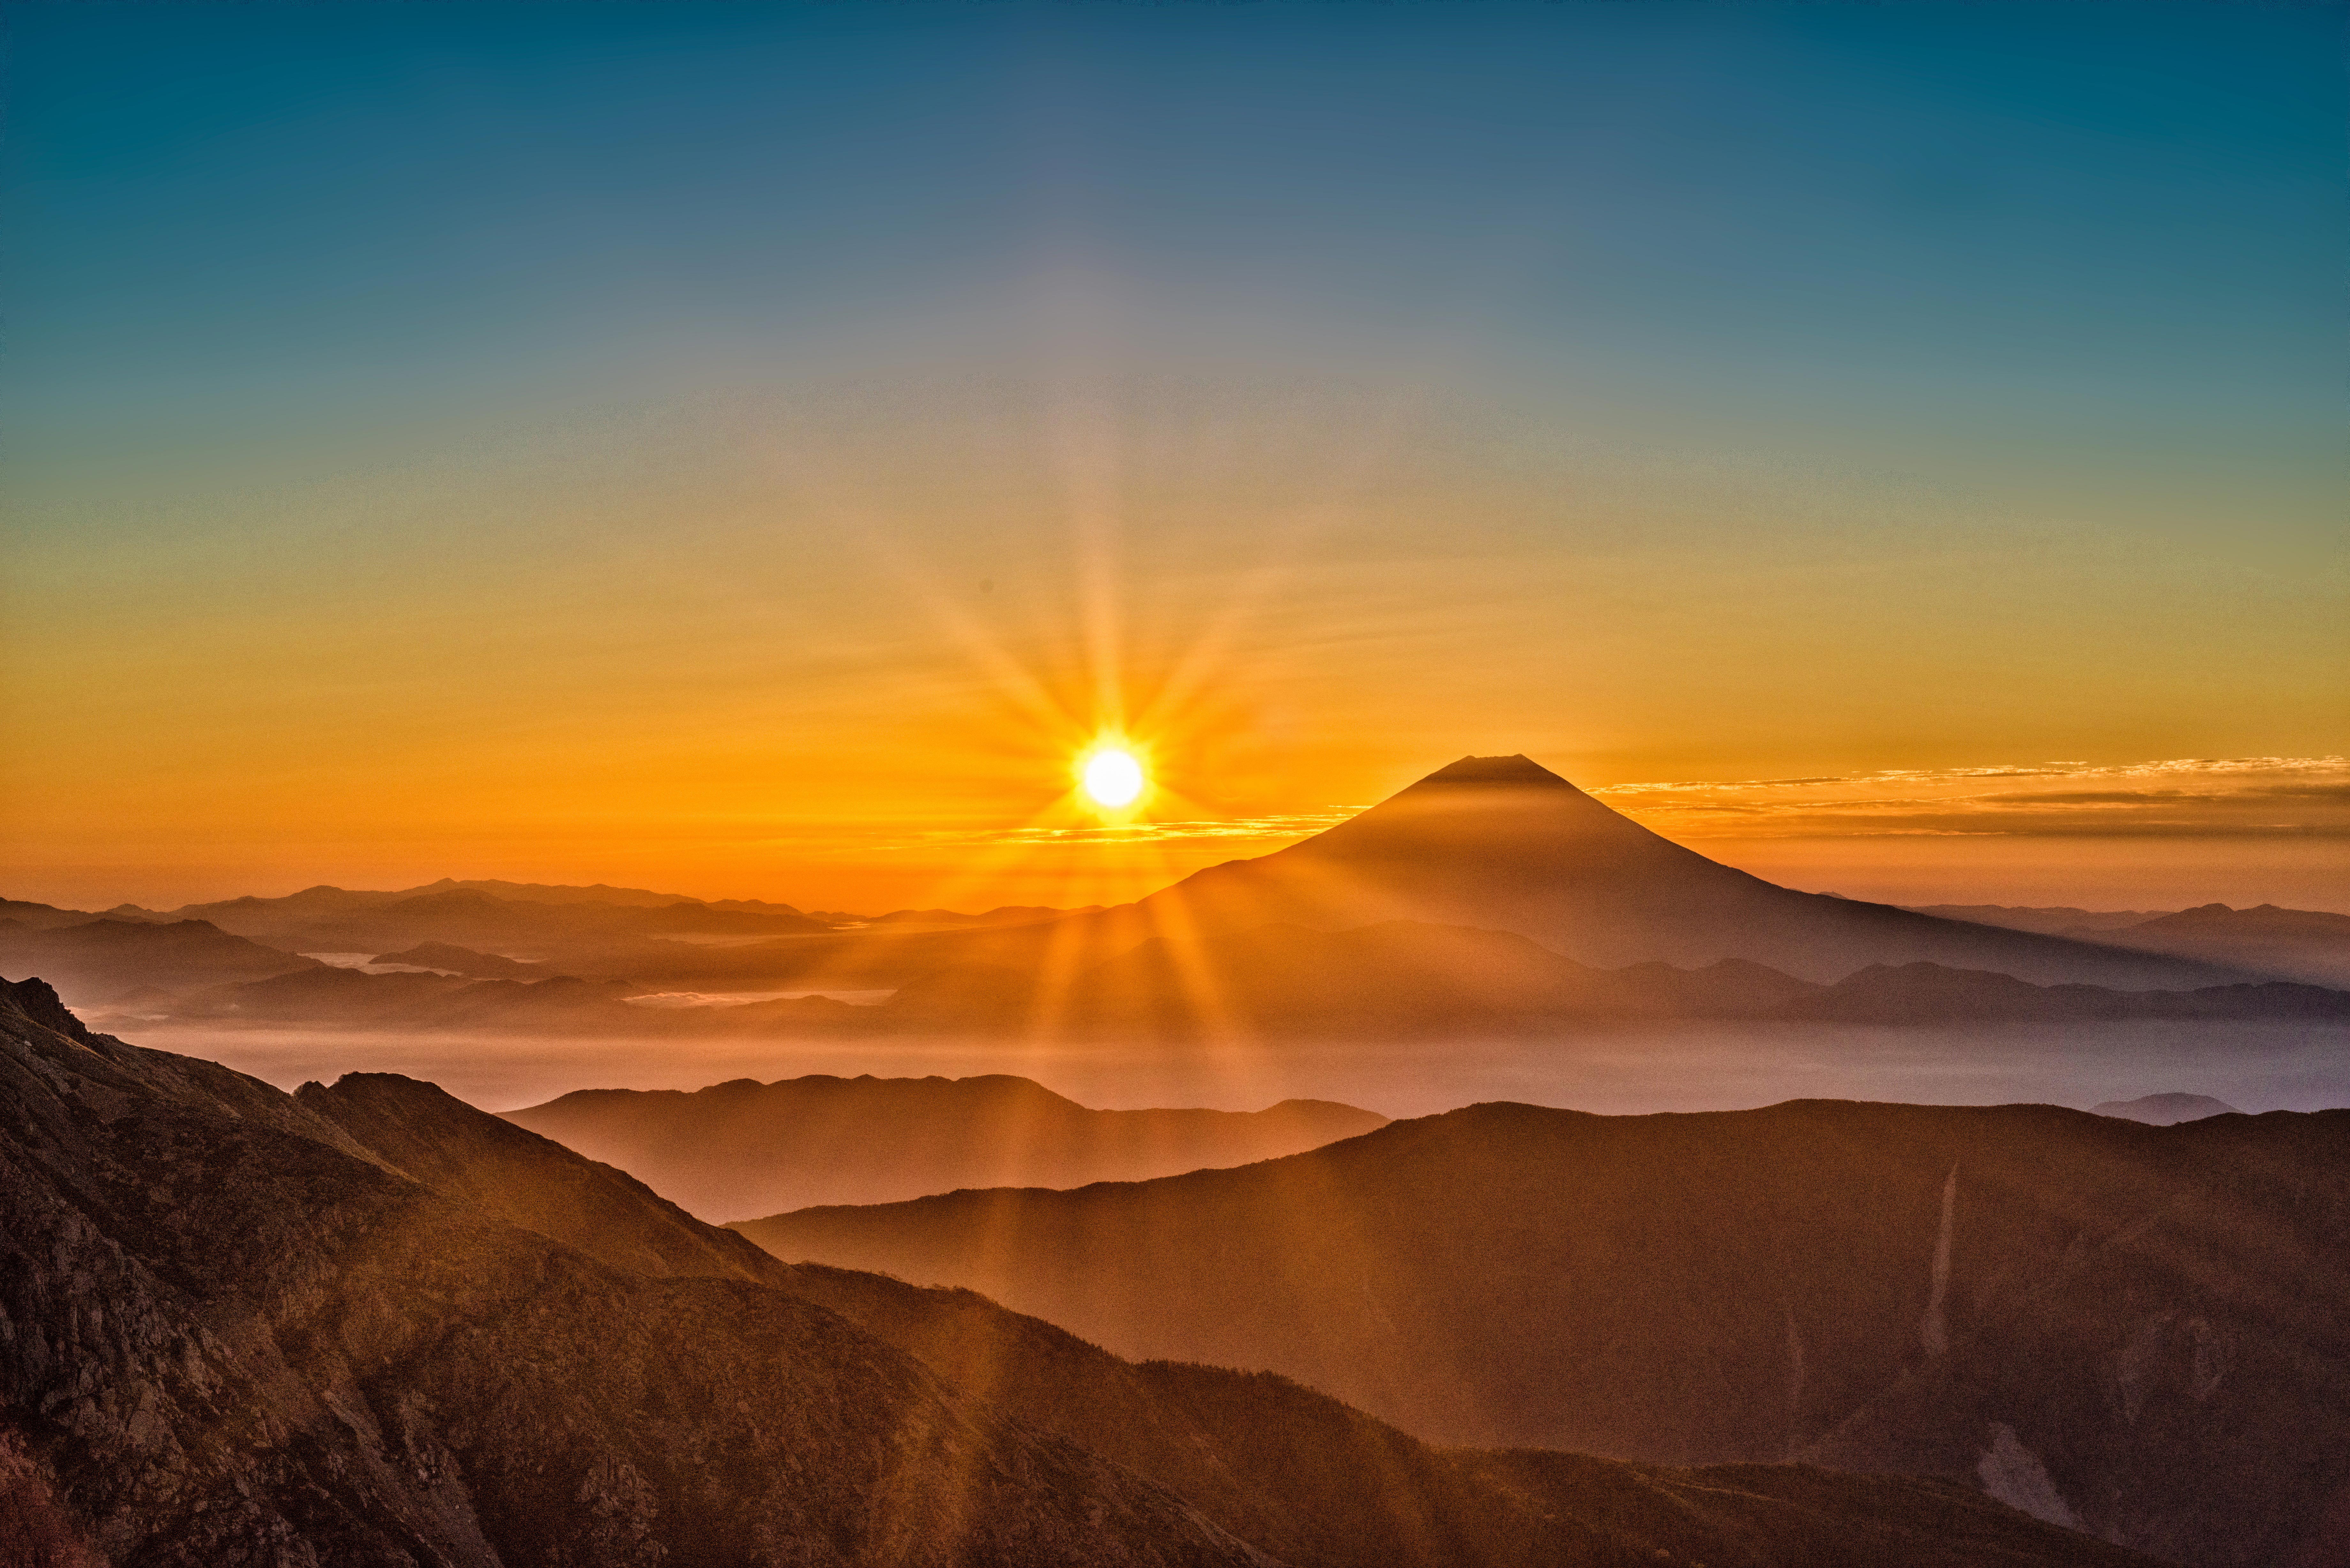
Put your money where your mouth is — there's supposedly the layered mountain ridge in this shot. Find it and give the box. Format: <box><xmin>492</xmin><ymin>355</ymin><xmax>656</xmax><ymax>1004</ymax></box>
<box><xmin>739</xmin><ymin>1095</ymin><xmax>2350</xmax><ymax>1567</ymax></box>
<box><xmin>0</xmin><ymin>974</ymin><xmax>2154</xmax><ymax>1567</ymax></box>
<box><xmin>11</xmin><ymin>755</ymin><xmax>2344</xmax><ymax>1043</ymax></box>
<box><xmin>502</xmin><ymin>1074</ymin><xmax>1389</xmax><ymax>1219</ymax></box>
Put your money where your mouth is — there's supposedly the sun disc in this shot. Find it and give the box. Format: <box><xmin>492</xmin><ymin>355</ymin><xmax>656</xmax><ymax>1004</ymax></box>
<box><xmin>1081</xmin><ymin>748</ymin><xmax>1146</xmax><ymax>808</ymax></box>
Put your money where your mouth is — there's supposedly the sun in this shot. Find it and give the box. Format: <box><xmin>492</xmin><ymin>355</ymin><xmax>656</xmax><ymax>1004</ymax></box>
<box><xmin>1080</xmin><ymin>746</ymin><xmax>1146</xmax><ymax>809</ymax></box>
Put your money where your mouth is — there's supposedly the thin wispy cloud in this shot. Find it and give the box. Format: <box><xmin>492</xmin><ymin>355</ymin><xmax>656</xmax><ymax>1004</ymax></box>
<box><xmin>1591</xmin><ymin>757</ymin><xmax>2350</xmax><ymax>839</ymax></box>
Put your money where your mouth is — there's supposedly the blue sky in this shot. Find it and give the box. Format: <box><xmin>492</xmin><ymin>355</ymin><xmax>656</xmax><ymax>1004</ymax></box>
<box><xmin>4</xmin><ymin>1</ymin><xmax>2345</xmax><ymax>910</ymax></box>
<box><xmin>12</xmin><ymin>1</ymin><xmax>2338</xmax><ymax>470</ymax></box>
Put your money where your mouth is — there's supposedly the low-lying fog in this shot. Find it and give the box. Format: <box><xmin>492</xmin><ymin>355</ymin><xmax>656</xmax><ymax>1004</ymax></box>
<box><xmin>135</xmin><ymin>1020</ymin><xmax>2350</xmax><ymax>1120</ymax></box>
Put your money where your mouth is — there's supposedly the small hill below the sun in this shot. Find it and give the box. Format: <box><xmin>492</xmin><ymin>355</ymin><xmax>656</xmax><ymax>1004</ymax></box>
<box><xmin>502</xmin><ymin>1073</ymin><xmax>1388</xmax><ymax>1219</ymax></box>
<box><xmin>737</xmin><ymin>1097</ymin><xmax>2350</xmax><ymax>1567</ymax></box>
<box><xmin>2091</xmin><ymin>1092</ymin><xmax>2240</xmax><ymax>1125</ymax></box>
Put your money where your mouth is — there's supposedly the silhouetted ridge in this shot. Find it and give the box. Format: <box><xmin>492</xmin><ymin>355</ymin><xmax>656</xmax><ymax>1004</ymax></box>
<box><xmin>503</xmin><ymin>1072</ymin><xmax>1388</xmax><ymax>1219</ymax></box>
<box><xmin>0</xmin><ymin>987</ymin><xmax>2152</xmax><ymax>1566</ymax></box>
<box><xmin>740</xmin><ymin>1095</ymin><xmax>2350</xmax><ymax>1565</ymax></box>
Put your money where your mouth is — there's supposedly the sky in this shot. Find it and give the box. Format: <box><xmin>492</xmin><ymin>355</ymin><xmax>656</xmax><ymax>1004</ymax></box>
<box><xmin>4</xmin><ymin>0</ymin><xmax>2344</xmax><ymax>914</ymax></box>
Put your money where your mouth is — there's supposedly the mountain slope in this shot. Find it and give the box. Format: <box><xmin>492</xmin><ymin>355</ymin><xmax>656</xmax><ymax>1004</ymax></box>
<box><xmin>292</xmin><ymin>1059</ymin><xmax>2153</xmax><ymax>1568</ymax></box>
<box><xmin>502</xmin><ymin>1074</ymin><xmax>1388</xmax><ymax>1219</ymax></box>
<box><xmin>738</xmin><ymin>1098</ymin><xmax>2350</xmax><ymax>1567</ymax></box>
<box><xmin>0</xmin><ymin>975</ymin><xmax>2155</xmax><ymax>1568</ymax></box>
<box><xmin>1120</xmin><ymin>756</ymin><xmax>2240</xmax><ymax>987</ymax></box>
<box><xmin>2095</xmin><ymin>903</ymin><xmax>2350</xmax><ymax>988</ymax></box>
<box><xmin>0</xmin><ymin>976</ymin><xmax>1270</xmax><ymax>1566</ymax></box>
<box><xmin>0</xmin><ymin>917</ymin><xmax>320</xmax><ymax>1006</ymax></box>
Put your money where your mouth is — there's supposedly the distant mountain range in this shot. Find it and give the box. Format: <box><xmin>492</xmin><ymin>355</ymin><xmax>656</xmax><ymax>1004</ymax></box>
<box><xmin>504</xmin><ymin>1074</ymin><xmax>1388</xmax><ymax>1219</ymax></box>
<box><xmin>72</xmin><ymin>935</ymin><xmax>2348</xmax><ymax>1039</ymax></box>
<box><xmin>0</xmin><ymin>916</ymin><xmax>321</xmax><ymax>1002</ymax></box>
<box><xmin>0</xmin><ymin>977</ymin><xmax>2151</xmax><ymax>1567</ymax></box>
<box><xmin>738</xmin><ymin>1097</ymin><xmax>2350</xmax><ymax>1567</ymax></box>
<box><xmin>1913</xmin><ymin>902</ymin><xmax>2350</xmax><ymax>988</ymax></box>
<box><xmin>2091</xmin><ymin>1092</ymin><xmax>2239</xmax><ymax>1125</ymax></box>
<box><xmin>9</xmin><ymin>755</ymin><xmax>2346</xmax><ymax>1036</ymax></box>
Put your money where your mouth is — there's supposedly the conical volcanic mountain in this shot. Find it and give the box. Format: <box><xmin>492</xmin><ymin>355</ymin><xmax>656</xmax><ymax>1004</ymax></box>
<box><xmin>1126</xmin><ymin>756</ymin><xmax>2233</xmax><ymax>987</ymax></box>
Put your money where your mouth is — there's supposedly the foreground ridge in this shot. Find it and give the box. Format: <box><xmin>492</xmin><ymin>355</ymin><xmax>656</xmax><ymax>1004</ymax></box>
<box><xmin>0</xmin><ymin>973</ymin><xmax>2156</xmax><ymax>1567</ymax></box>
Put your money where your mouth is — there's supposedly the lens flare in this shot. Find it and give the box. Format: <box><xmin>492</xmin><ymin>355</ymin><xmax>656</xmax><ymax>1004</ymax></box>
<box><xmin>1081</xmin><ymin>748</ymin><xmax>1146</xmax><ymax>808</ymax></box>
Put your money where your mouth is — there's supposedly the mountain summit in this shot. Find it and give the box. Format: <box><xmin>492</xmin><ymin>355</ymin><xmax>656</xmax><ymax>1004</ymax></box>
<box><xmin>1135</xmin><ymin>755</ymin><xmax>2235</xmax><ymax>986</ymax></box>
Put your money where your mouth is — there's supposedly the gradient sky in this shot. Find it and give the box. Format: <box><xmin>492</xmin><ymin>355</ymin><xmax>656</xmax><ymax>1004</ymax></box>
<box><xmin>4</xmin><ymin>0</ymin><xmax>2344</xmax><ymax>913</ymax></box>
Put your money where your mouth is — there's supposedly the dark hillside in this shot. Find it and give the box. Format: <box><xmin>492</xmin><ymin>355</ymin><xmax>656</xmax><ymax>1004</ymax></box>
<box><xmin>741</xmin><ymin>1096</ymin><xmax>2350</xmax><ymax>1566</ymax></box>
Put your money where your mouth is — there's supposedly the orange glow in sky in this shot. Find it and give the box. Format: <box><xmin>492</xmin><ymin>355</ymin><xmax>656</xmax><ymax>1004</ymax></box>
<box><xmin>3</xmin><ymin>6</ymin><xmax>2340</xmax><ymax>917</ymax></box>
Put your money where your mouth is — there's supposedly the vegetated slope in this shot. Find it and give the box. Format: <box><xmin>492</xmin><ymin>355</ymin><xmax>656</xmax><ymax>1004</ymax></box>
<box><xmin>0</xmin><ymin>917</ymin><xmax>320</xmax><ymax>1006</ymax></box>
<box><xmin>0</xmin><ymin>976</ymin><xmax>1267</xmax><ymax>1567</ymax></box>
<box><xmin>502</xmin><ymin>1074</ymin><xmax>1388</xmax><ymax>1219</ymax></box>
<box><xmin>739</xmin><ymin>1099</ymin><xmax>2350</xmax><ymax>1568</ymax></box>
<box><xmin>290</xmin><ymin>1057</ymin><xmax>2154</xmax><ymax>1568</ymax></box>
<box><xmin>1115</xmin><ymin>756</ymin><xmax>2241</xmax><ymax>987</ymax></box>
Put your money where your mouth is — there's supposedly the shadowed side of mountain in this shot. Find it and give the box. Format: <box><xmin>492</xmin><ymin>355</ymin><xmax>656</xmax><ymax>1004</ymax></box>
<box><xmin>891</xmin><ymin>922</ymin><xmax>2345</xmax><ymax>1040</ymax></box>
<box><xmin>1772</xmin><ymin>962</ymin><xmax>2350</xmax><ymax>1024</ymax></box>
<box><xmin>2093</xmin><ymin>903</ymin><xmax>2350</xmax><ymax>988</ymax></box>
<box><xmin>0</xmin><ymin>899</ymin><xmax>112</xmax><ymax>931</ymax></box>
<box><xmin>736</xmin><ymin>1097</ymin><xmax>2350</xmax><ymax>1567</ymax></box>
<box><xmin>0</xmin><ymin>918</ymin><xmax>320</xmax><ymax>1007</ymax></box>
<box><xmin>1908</xmin><ymin>904</ymin><xmax>2172</xmax><ymax>935</ymax></box>
<box><xmin>502</xmin><ymin>1073</ymin><xmax>1389</xmax><ymax>1219</ymax></box>
<box><xmin>1912</xmin><ymin>904</ymin><xmax>2350</xmax><ymax>987</ymax></box>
